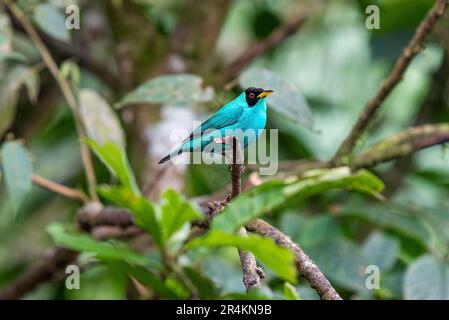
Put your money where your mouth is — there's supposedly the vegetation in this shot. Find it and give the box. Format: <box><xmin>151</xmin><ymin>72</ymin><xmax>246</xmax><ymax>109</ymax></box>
<box><xmin>1</xmin><ymin>0</ymin><xmax>449</xmax><ymax>300</ymax></box>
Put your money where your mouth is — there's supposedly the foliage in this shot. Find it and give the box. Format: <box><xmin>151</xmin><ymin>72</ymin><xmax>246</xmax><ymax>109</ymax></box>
<box><xmin>1</xmin><ymin>0</ymin><xmax>448</xmax><ymax>301</ymax></box>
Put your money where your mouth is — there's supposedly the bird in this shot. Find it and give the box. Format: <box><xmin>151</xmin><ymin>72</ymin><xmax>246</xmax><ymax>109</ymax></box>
<box><xmin>158</xmin><ymin>87</ymin><xmax>274</xmax><ymax>164</ymax></box>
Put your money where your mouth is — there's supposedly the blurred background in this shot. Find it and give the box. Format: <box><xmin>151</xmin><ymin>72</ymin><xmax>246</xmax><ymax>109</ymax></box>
<box><xmin>1</xmin><ymin>0</ymin><xmax>449</xmax><ymax>300</ymax></box>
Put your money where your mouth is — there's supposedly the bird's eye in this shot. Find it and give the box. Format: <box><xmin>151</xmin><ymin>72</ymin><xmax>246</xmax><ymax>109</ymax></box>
<box><xmin>249</xmin><ymin>93</ymin><xmax>255</xmax><ymax>99</ymax></box>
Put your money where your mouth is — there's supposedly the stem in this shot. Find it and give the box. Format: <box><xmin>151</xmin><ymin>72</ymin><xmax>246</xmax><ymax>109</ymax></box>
<box><xmin>32</xmin><ymin>174</ymin><xmax>89</xmax><ymax>203</ymax></box>
<box><xmin>230</xmin><ymin>137</ymin><xmax>264</xmax><ymax>291</ymax></box>
<box><xmin>4</xmin><ymin>0</ymin><xmax>98</xmax><ymax>200</ymax></box>
<box><xmin>231</xmin><ymin>137</ymin><xmax>244</xmax><ymax>199</ymax></box>
<box><xmin>222</xmin><ymin>13</ymin><xmax>307</xmax><ymax>84</ymax></box>
<box><xmin>331</xmin><ymin>0</ymin><xmax>449</xmax><ymax>163</ymax></box>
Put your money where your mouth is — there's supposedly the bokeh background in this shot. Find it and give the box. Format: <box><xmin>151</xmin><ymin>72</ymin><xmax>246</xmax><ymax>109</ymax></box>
<box><xmin>1</xmin><ymin>0</ymin><xmax>449</xmax><ymax>300</ymax></box>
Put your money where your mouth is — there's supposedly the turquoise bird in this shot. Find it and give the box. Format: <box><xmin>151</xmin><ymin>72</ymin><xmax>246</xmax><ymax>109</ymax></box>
<box><xmin>158</xmin><ymin>87</ymin><xmax>274</xmax><ymax>164</ymax></box>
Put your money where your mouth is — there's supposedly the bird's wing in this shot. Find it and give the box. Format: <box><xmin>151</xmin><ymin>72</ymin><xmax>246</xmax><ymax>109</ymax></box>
<box><xmin>181</xmin><ymin>102</ymin><xmax>244</xmax><ymax>143</ymax></box>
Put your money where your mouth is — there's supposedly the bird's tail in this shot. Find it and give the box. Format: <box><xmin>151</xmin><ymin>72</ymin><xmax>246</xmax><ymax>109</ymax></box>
<box><xmin>158</xmin><ymin>149</ymin><xmax>183</xmax><ymax>164</ymax></box>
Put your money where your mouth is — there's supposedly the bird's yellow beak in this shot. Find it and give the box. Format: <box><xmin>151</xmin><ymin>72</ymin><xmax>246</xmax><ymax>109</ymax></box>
<box><xmin>257</xmin><ymin>90</ymin><xmax>274</xmax><ymax>99</ymax></box>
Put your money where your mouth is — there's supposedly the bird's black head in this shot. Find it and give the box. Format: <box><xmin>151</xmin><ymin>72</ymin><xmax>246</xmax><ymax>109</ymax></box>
<box><xmin>245</xmin><ymin>87</ymin><xmax>274</xmax><ymax>107</ymax></box>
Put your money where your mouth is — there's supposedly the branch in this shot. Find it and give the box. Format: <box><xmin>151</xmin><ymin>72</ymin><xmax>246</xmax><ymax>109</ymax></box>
<box><xmin>351</xmin><ymin>124</ymin><xmax>449</xmax><ymax>169</ymax></box>
<box><xmin>237</xmin><ymin>227</ymin><xmax>265</xmax><ymax>290</ymax></box>
<box><xmin>0</xmin><ymin>203</ymin><xmax>137</xmax><ymax>300</ymax></box>
<box><xmin>382</xmin><ymin>49</ymin><xmax>449</xmax><ymax>195</ymax></box>
<box><xmin>222</xmin><ymin>13</ymin><xmax>307</xmax><ymax>84</ymax></box>
<box><xmin>4</xmin><ymin>0</ymin><xmax>98</xmax><ymax>200</ymax></box>
<box><xmin>32</xmin><ymin>174</ymin><xmax>89</xmax><ymax>203</ymax></box>
<box><xmin>0</xmin><ymin>247</ymin><xmax>77</xmax><ymax>300</ymax></box>
<box><xmin>230</xmin><ymin>137</ymin><xmax>244</xmax><ymax>199</ymax></box>
<box><xmin>229</xmin><ymin>137</ymin><xmax>264</xmax><ymax>291</ymax></box>
<box><xmin>77</xmin><ymin>205</ymin><xmax>134</xmax><ymax>232</ymax></box>
<box><xmin>246</xmin><ymin>219</ymin><xmax>342</xmax><ymax>300</ymax></box>
<box><xmin>331</xmin><ymin>0</ymin><xmax>449</xmax><ymax>163</ymax></box>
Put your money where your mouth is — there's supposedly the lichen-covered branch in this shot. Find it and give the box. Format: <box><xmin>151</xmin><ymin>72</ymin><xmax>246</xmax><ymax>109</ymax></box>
<box><xmin>246</xmin><ymin>219</ymin><xmax>342</xmax><ymax>300</ymax></box>
<box><xmin>229</xmin><ymin>137</ymin><xmax>265</xmax><ymax>291</ymax></box>
<box><xmin>237</xmin><ymin>227</ymin><xmax>265</xmax><ymax>290</ymax></box>
<box><xmin>332</xmin><ymin>0</ymin><xmax>449</xmax><ymax>163</ymax></box>
<box><xmin>351</xmin><ymin>124</ymin><xmax>449</xmax><ymax>169</ymax></box>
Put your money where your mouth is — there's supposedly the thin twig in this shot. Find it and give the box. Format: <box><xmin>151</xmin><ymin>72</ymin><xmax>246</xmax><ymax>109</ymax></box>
<box><xmin>32</xmin><ymin>174</ymin><xmax>89</xmax><ymax>203</ymax></box>
<box><xmin>4</xmin><ymin>0</ymin><xmax>98</xmax><ymax>200</ymax></box>
<box><xmin>222</xmin><ymin>13</ymin><xmax>307</xmax><ymax>84</ymax></box>
<box><xmin>246</xmin><ymin>219</ymin><xmax>342</xmax><ymax>300</ymax></box>
<box><xmin>331</xmin><ymin>0</ymin><xmax>449</xmax><ymax>163</ymax></box>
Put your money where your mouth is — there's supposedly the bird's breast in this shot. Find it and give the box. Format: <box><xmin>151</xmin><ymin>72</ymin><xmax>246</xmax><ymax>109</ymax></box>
<box><xmin>240</xmin><ymin>108</ymin><xmax>267</xmax><ymax>130</ymax></box>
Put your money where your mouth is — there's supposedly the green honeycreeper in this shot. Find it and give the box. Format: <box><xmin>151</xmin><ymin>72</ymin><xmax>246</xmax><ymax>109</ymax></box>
<box><xmin>158</xmin><ymin>87</ymin><xmax>274</xmax><ymax>164</ymax></box>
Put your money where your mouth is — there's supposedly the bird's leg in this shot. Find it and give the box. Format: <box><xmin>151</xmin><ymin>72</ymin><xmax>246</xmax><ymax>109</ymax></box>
<box><xmin>214</xmin><ymin>136</ymin><xmax>244</xmax><ymax>164</ymax></box>
<box><xmin>214</xmin><ymin>136</ymin><xmax>245</xmax><ymax>200</ymax></box>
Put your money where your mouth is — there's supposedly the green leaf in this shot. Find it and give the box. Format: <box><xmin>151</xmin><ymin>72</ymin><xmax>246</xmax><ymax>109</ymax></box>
<box><xmin>221</xmin><ymin>288</ymin><xmax>272</xmax><ymax>300</ymax></box>
<box><xmin>160</xmin><ymin>189</ymin><xmax>203</xmax><ymax>241</ymax></box>
<box><xmin>240</xmin><ymin>67</ymin><xmax>314</xmax><ymax>130</ymax></box>
<box><xmin>85</xmin><ymin>139</ymin><xmax>139</xmax><ymax>195</ymax></box>
<box><xmin>283</xmin><ymin>167</ymin><xmax>384</xmax><ymax>198</ymax></box>
<box><xmin>185</xmin><ymin>230</ymin><xmax>297</xmax><ymax>283</ymax></box>
<box><xmin>10</xmin><ymin>64</ymin><xmax>40</xmax><ymax>104</ymax></box>
<box><xmin>211</xmin><ymin>180</ymin><xmax>288</xmax><ymax>233</ymax></box>
<box><xmin>106</xmin><ymin>261</ymin><xmax>181</xmax><ymax>299</ymax></box>
<box><xmin>33</xmin><ymin>3</ymin><xmax>70</xmax><ymax>41</ymax></box>
<box><xmin>164</xmin><ymin>276</ymin><xmax>190</xmax><ymax>299</ymax></box>
<box><xmin>279</xmin><ymin>212</ymin><xmax>308</xmax><ymax>243</ymax></box>
<box><xmin>11</xmin><ymin>33</ymin><xmax>40</xmax><ymax>63</ymax></box>
<box><xmin>183</xmin><ymin>267</ymin><xmax>218</xmax><ymax>299</ymax></box>
<box><xmin>116</xmin><ymin>74</ymin><xmax>214</xmax><ymax>108</ymax></box>
<box><xmin>0</xmin><ymin>51</ymin><xmax>28</xmax><ymax>63</ymax></box>
<box><xmin>79</xmin><ymin>90</ymin><xmax>125</xmax><ymax>148</ymax></box>
<box><xmin>24</xmin><ymin>66</ymin><xmax>40</xmax><ymax>104</ymax></box>
<box><xmin>0</xmin><ymin>64</ymin><xmax>39</xmax><ymax>135</ymax></box>
<box><xmin>65</xmin><ymin>265</ymin><xmax>127</xmax><ymax>300</ymax></box>
<box><xmin>283</xmin><ymin>282</ymin><xmax>300</xmax><ymax>300</ymax></box>
<box><xmin>307</xmin><ymin>237</ymin><xmax>368</xmax><ymax>291</ymax></box>
<box><xmin>340</xmin><ymin>204</ymin><xmax>431</xmax><ymax>249</ymax></box>
<box><xmin>404</xmin><ymin>255</ymin><xmax>449</xmax><ymax>300</ymax></box>
<box><xmin>213</xmin><ymin>167</ymin><xmax>384</xmax><ymax>233</ymax></box>
<box><xmin>362</xmin><ymin>231</ymin><xmax>399</xmax><ymax>272</ymax></box>
<box><xmin>47</xmin><ymin>223</ymin><xmax>150</xmax><ymax>266</ymax></box>
<box><xmin>98</xmin><ymin>186</ymin><xmax>163</xmax><ymax>247</ymax></box>
<box><xmin>0</xmin><ymin>89</ymin><xmax>18</xmax><ymax>137</ymax></box>
<box><xmin>49</xmin><ymin>224</ymin><xmax>180</xmax><ymax>299</ymax></box>
<box><xmin>60</xmin><ymin>61</ymin><xmax>81</xmax><ymax>87</ymax></box>
<box><xmin>0</xmin><ymin>141</ymin><xmax>33</xmax><ymax>213</ymax></box>
<box><xmin>0</xmin><ymin>12</ymin><xmax>20</xmax><ymax>63</ymax></box>
<box><xmin>298</xmin><ymin>216</ymin><xmax>343</xmax><ymax>248</ymax></box>
<box><xmin>0</xmin><ymin>12</ymin><xmax>12</xmax><ymax>49</ymax></box>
